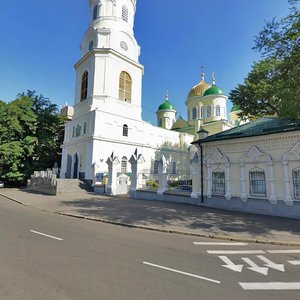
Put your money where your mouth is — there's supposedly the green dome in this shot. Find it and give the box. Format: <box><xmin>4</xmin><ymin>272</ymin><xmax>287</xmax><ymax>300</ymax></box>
<box><xmin>203</xmin><ymin>85</ymin><xmax>225</xmax><ymax>97</ymax></box>
<box><xmin>231</xmin><ymin>104</ymin><xmax>241</xmax><ymax>112</ymax></box>
<box><xmin>158</xmin><ymin>100</ymin><xmax>176</xmax><ymax>111</ymax></box>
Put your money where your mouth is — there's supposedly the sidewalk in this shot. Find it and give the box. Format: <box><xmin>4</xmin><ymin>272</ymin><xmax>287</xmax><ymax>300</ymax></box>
<box><xmin>1</xmin><ymin>188</ymin><xmax>300</xmax><ymax>246</ymax></box>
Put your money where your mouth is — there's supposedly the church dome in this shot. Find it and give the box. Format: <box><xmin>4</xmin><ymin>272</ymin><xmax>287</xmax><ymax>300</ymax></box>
<box><xmin>187</xmin><ymin>79</ymin><xmax>211</xmax><ymax>99</ymax></box>
<box><xmin>203</xmin><ymin>85</ymin><xmax>225</xmax><ymax>97</ymax></box>
<box><xmin>158</xmin><ymin>100</ymin><xmax>176</xmax><ymax>111</ymax></box>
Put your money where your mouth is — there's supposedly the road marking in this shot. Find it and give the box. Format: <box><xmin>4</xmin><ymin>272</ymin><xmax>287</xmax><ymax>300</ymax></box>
<box><xmin>241</xmin><ymin>257</ymin><xmax>268</xmax><ymax>275</ymax></box>
<box><xmin>288</xmin><ymin>260</ymin><xmax>300</xmax><ymax>265</ymax></box>
<box><xmin>30</xmin><ymin>230</ymin><xmax>63</xmax><ymax>241</ymax></box>
<box><xmin>207</xmin><ymin>250</ymin><xmax>265</xmax><ymax>255</ymax></box>
<box><xmin>143</xmin><ymin>261</ymin><xmax>221</xmax><ymax>284</ymax></box>
<box><xmin>239</xmin><ymin>282</ymin><xmax>300</xmax><ymax>290</ymax></box>
<box><xmin>193</xmin><ymin>242</ymin><xmax>248</xmax><ymax>246</ymax></box>
<box><xmin>218</xmin><ymin>256</ymin><xmax>243</xmax><ymax>272</ymax></box>
<box><xmin>257</xmin><ymin>255</ymin><xmax>285</xmax><ymax>272</ymax></box>
<box><xmin>267</xmin><ymin>249</ymin><xmax>300</xmax><ymax>254</ymax></box>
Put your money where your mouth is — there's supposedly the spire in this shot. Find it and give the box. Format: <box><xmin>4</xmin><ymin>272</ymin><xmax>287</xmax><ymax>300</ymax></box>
<box><xmin>201</xmin><ymin>66</ymin><xmax>205</xmax><ymax>81</ymax></box>
<box><xmin>165</xmin><ymin>89</ymin><xmax>169</xmax><ymax>102</ymax></box>
<box><xmin>212</xmin><ymin>72</ymin><xmax>216</xmax><ymax>86</ymax></box>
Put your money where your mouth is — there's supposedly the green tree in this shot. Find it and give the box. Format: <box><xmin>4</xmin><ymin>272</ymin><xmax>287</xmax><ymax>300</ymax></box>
<box><xmin>0</xmin><ymin>91</ymin><xmax>65</xmax><ymax>184</ymax></box>
<box><xmin>230</xmin><ymin>0</ymin><xmax>300</xmax><ymax>119</ymax></box>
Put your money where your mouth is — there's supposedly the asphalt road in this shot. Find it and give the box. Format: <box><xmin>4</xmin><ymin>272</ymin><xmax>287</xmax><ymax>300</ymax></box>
<box><xmin>1</xmin><ymin>196</ymin><xmax>300</xmax><ymax>300</ymax></box>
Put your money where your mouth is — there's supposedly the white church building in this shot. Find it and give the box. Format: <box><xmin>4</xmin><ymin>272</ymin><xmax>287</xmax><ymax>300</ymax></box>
<box><xmin>60</xmin><ymin>0</ymin><xmax>236</xmax><ymax>189</ymax></box>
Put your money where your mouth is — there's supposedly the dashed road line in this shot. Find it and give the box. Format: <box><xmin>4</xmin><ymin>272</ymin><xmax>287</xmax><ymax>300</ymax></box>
<box><xmin>207</xmin><ymin>250</ymin><xmax>265</xmax><ymax>255</ymax></box>
<box><xmin>288</xmin><ymin>260</ymin><xmax>300</xmax><ymax>265</ymax></box>
<box><xmin>143</xmin><ymin>261</ymin><xmax>221</xmax><ymax>284</ymax></box>
<box><xmin>193</xmin><ymin>242</ymin><xmax>248</xmax><ymax>246</ymax></box>
<box><xmin>267</xmin><ymin>249</ymin><xmax>300</xmax><ymax>254</ymax></box>
<box><xmin>30</xmin><ymin>230</ymin><xmax>63</xmax><ymax>241</ymax></box>
<box><xmin>239</xmin><ymin>282</ymin><xmax>300</xmax><ymax>290</ymax></box>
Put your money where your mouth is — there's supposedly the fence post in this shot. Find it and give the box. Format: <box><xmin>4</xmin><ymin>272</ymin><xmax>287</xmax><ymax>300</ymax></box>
<box><xmin>129</xmin><ymin>150</ymin><xmax>145</xmax><ymax>194</ymax></box>
<box><xmin>106</xmin><ymin>152</ymin><xmax>120</xmax><ymax>195</ymax></box>
<box><xmin>191</xmin><ymin>153</ymin><xmax>201</xmax><ymax>199</ymax></box>
<box><xmin>157</xmin><ymin>155</ymin><xmax>168</xmax><ymax>195</ymax></box>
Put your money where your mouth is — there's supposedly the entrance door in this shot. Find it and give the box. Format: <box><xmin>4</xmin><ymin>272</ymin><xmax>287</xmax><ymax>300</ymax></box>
<box><xmin>73</xmin><ymin>153</ymin><xmax>78</xmax><ymax>179</ymax></box>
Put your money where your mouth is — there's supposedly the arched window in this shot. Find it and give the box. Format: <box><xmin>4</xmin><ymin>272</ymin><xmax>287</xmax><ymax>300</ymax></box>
<box><xmin>207</xmin><ymin>106</ymin><xmax>211</xmax><ymax>118</ymax></box>
<box><xmin>83</xmin><ymin>122</ymin><xmax>87</xmax><ymax>134</ymax></box>
<box><xmin>200</xmin><ymin>106</ymin><xmax>203</xmax><ymax>119</ymax></box>
<box><xmin>123</xmin><ymin>124</ymin><xmax>128</xmax><ymax>136</ymax></box>
<box><xmin>216</xmin><ymin>105</ymin><xmax>221</xmax><ymax>116</ymax></box>
<box><xmin>293</xmin><ymin>167</ymin><xmax>300</xmax><ymax>199</ymax></box>
<box><xmin>192</xmin><ymin>107</ymin><xmax>197</xmax><ymax>120</ymax></box>
<box><xmin>119</xmin><ymin>71</ymin><xmax>132</xmax><ymax>102</ymax></box>
<box><xmin>121</xmin><ymin>156</ymin><xmax>127</xmax><ymax>173</ymax></box>
<box><xmin>249</xmin><ymin>168</ymin><xmax>266</xmax><ymax>197</ymax></box>
<box><xmin>158</xmin><ymin>117</ymin><xmax>163</xmax><ymax>127</ymax></box>
<box><xmin>122</xmin><ymin>5</ymin><xmax>128</xmax><ymax>22</ymax></box>
<box><xmin>89</xmin><ymin>41</ymin><xmax>94</xmax><ymax>51</ymax></box>
<box><xmin>93</xmin><ymin>5</ymin><xmax>99</xmax><ymax>20</ymax></box>
<box><xmin>80</xmin><ymin>71</ymin><xmax>88</xmax><ymax>101</ymax></box>
<box><xmin>172</xmin><ymin>162</ymin><xmax>177</xmax><ymax>174</ymax></box>
<box><xmin>154</xmin><ymin>160</ymin><xmax>159</xmax><ymax>174</ymax></box>
<box><xmin>212</xmin><ymin>170</ymin><xmax>225</xmax><ymax>195</ymax></box>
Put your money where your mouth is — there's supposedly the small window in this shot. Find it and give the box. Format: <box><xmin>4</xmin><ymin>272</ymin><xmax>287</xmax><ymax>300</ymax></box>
<box><xmin>119</xmin><ymin>71</ymin><xmax>132</xmax><ymax>102</ymax></box>
<box><xmin>212</xmin><ymin>170</ymin><xmax>225</xmax><ymax>195</ymax></box>
<box><xmin>200</xmin><ymin>106</ymin><xmax>203</xmax><ymax>119</ymax></box>
<box><xmin>83</xmin><ymin>122</ymin><xmax>87</xmax><ymax>134</ymax></box>
<box><xmin>72</xmin><ymin>127</ymin><xmax>75</xmax><ymax>138</ymax></box>
<box><xmin>154</xmin><ymin>160</ymin><xmax>159</xmax><ymax>174</ymax></box>
<box><xmin>123</xmin><ymin>124</ymin><xmax>128</xmax><ymax>136</ymax></box>
<box><xmin>122</xmin><ymin>5</ymin><xmax>128</xmax><ymax>22</ymax></box>
<box><xmin>172</xmin><ymin>162</ymin><xmax>177</xmax><ymax>174</ymax></box>
<box><xmin>192</xmin><ymin>107</ymin><xmax>197</xmax><ymax>120</ymax></box>
<box><xmin>89</xmin><ymin>41</ymin><xmax>94</xmax><ymax>51</ymax></box>
<box><xmin>80</xmin><ymin>71</ymin><xmax>88</xmax><ymax>101</ymax></box>
<box><xmin>293</xmin><ymin>168</ymin><xmax>300</xmax><ymax>200</ymax></box>
<box><xmin>216</xmin><ymin>105</ymin><xmax>221</xmax><ymax>116</ymax></box>
<box><xmin>207</xmin><ymin>106</ymin><xmax>211</xmax><ymax>118</ymax></box>
<box><xmin>249</xmin><ymin>168</ymin><xmax>266</xmax><ymax>197</ymax></box>
<box><xmin>121</xmin><ymin>156</ymin><xmax>127</xmax><ymax>173</ymax></box>
<box><xmin>75</xmin><ymin>124</ymin><xmax>81</xmax><ymax>137</ymax></box>
<box><xmin>93</xmin><ymin>5</ymin><xmax>99</xmax><ymax>20</ymax></box>
<box><xmin>158</xmin><ymin>118</ymin><xmax>163</xmax><ymax>127</ymax></box>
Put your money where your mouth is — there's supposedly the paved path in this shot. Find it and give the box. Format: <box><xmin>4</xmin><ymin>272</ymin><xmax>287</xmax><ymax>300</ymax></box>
<box><xmin>1</xmin><ymin>188</ymin><xmax>300</xmax><ymax>245</ymax></box>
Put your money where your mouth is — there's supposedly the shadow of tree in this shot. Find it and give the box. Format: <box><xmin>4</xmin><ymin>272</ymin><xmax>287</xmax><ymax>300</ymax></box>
<box><xmin>60</xmin><ymin>196</ymin><xmax>300</xmax><ymax>239</ymax></box>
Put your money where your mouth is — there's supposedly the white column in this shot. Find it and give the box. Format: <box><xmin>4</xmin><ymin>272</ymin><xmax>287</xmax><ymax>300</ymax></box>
<box><xmin>225</xmin><ymin>163</ymin><xmax>231</xmax><ymax>201</ymax></box>
<box><xmin>157</xmin><ymin>155</ymin><xmax>168</xmax><ymax>195</ymax></box>
<box><xmin>268</xmin><ymin>161</ymin><xmax>277</xmax><ymax>204</ymax></box>
<box><xmin>129</xmin><ymin>152</ymin><xmax>145</xmax><ymax>191</ymax></box>
<box><xmin>206</xmin><ymin>163</ymin><xmax>212</xmax><ymax>199</ymax></box>
<box><xmin>191</xmin><ymin>162</ymin><xmax>200</xmax><ymax>199</ymax></box>
<box><xmin>106</xmin><ymin>154</ymin><xmax>119</xmax><ymax>195</ymax></box>
<box><xmin>240</xmin><ymin>163</ymin><xmax>247</xmax><ymax>202</ymax></box>
<box><xmin>60</xmin><ymin>147</ymin><xmax>67</xmax><ymax>179</ymax></box>
<box><xmin>282</xmin><ymin>160</ymin><xmax>293</xmax><ymax>206</ymax></box>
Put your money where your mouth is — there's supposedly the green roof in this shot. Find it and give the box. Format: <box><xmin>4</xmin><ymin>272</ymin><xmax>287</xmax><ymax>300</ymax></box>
<box><xmin>193</xmin><ymin>117</ymin><xmax>300</xmax><ymax>143</ymax></box>
<box><xmin>203</xmin><ymin>85</ymin><xmax>225</xmax><ymax>97</ymax></box>
<box><xmin>158</xmin><ymin>100</ymin><xmax>176</xmax><ymax>111</ymax></box>
<box><xmin>231</xmin><ymin>103</ymin><xmax>241</xmax><ymax>112</ymax></box>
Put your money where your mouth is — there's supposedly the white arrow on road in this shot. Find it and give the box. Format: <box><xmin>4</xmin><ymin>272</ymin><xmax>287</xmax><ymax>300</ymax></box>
<box><xmin>241</xmin><ymin>257</ymin><xmax>268</xmax><ymax>275</ymax></box>
<box><xmin>257</xmin><ymin>255</ymin><xmax>285</xmax><ymax>272</ymax></box>
<box><xmin>218</xmin><ymin>256</ymin><xmax>243</xmax><ymax>272</ymax></box>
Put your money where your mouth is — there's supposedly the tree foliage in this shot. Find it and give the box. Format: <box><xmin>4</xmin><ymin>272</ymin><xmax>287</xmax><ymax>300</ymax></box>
<box><xmin>230</xmin><ymin>0</ymin><xmax>300</xmax><ymax>119</ymax></box>
<box><xmin>0</xmin><ymin>91</ymin><xmax>65</xmax><ymax>184</ymax></box>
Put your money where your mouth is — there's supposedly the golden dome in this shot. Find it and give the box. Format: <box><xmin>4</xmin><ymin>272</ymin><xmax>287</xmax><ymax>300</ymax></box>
<box><xmin>188</xmin><ymin>79</ymin><xmax>211</xmax><ymax>99</ymax></box>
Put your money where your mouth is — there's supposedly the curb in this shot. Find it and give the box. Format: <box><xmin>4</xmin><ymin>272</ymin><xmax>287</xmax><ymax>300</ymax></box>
<box><xmin>1</xmin><ymin>192</ymin><xmax>300</xmax><ymax>247</ymax></box>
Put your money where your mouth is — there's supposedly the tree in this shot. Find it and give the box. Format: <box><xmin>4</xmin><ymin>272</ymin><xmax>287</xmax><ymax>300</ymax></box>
<box><xmin>230</xmin><ymin>0</ymin><xmax>300</xmax><ymax>119</ymax></box>
<box><xmin>0</xmin><ymin>91</ymin><xmax>65</xmax><ymax>184</ymax></box>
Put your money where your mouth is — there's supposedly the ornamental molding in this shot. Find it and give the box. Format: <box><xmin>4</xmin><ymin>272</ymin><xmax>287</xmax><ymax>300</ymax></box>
<box><xmin>206</xmin><ymin>148</ymin><xmax>229</xmax><ymax>164</ymax></box>
<box><xmin>283</xmin><ymin>141</ymin><xmax>300</xmax><ymax>161</ymax></box>
<box><xmin>240</xmin><ymin>145</ymin><xmax>272</xmax><ymax>163</ymax></box>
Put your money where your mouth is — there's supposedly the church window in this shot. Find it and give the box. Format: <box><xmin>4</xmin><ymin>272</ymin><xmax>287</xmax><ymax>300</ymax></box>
<box><xmin>293</xmin><ymin>168</ymin><xmax>300</xmax><ymax>200</ymax></box>
<box><xmin>200</xmin><ymin>106</ymin><xmax>203</xmax><ymax>119</ymax></box>
<box><xmin>123</xmin><ymin>124</ymin><xmax>128</xmax><ymax>136</ymax></box>
<box><xmin>83</xmin><ymin>122</ymin><xmax>87</xmax><ymax>134</ymax></box>
<box><xmin>154</xmin><ymin>160</ymin><xmax>159</xmax><ymax>174</ymax></box>
<box><xmin>122</xmin><ymin>5</ymin><xmax>128</xmax><ymax>22</ymax></box>
<box><xmin>75</xmin><ymin>124</ymin><xmax>81</xmax><ymax>137</ymax></box>
<box><xmin>249</xmin><ymin>168</ymin><xmax>266</xmax><ymax>197</ymax></box>
<box><xmin>207</xmin><ymin>106</ymin><xmax>211</xmax><ymax>118</ymax></box>
<box><xmin>158</xmin><ymin>118</ymin><xmax>163</xmax><ymax>127</ymax></box>
<box><xmin>89</xmin><ymin>41</ymin><xmax>94</xmax><ymax>51</ymax></box>
<box><xmin>93</xmin><ymin>5</ymin><xmax>99</xmax><ymax>20</ymax></box>
<box><xmin>119</xmin><ymin>71</ymin><xmax>132</xmax><ymax>102</ymax></box>
<box><xmin>192</xmin><ymin>107</ymin><xmax>197</xmax><ymax>120</ymax></box>
<box><xmin>80</xmin><ymin>71</ymin><xmax>88</xmax><ymax>101</ymax></box>
<box><xmin>212</xmin><ymin>169</ymin><xmax>225</xmax><ymax>195</ymax></box>
<box><xmin>172</xmin><ymin>162</ymin><xmax>177</xmax><ymax>174</ymax></box>
<box><xmin>72</xmin><ymin>127</ymin><xmax>75</xmax><ymax>138</ymax></box>
<box><xmin>216</xmin><ymin>105</ymin><xmax>221</xmax><ymax>116</ymax></box>
<box><xmin>121</xmin><ymin>156</ymin><xmax>127</xmax><ymax>173</ymax></box>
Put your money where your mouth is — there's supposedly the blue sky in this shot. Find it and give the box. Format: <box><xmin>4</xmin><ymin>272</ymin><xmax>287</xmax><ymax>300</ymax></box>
<box><xmin>0</xmin><ymin>0</ymin><xmax>290</xmax><ymax>124</ymax></box>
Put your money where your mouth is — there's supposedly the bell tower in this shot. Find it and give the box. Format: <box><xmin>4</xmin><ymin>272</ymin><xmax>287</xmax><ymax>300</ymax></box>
<box><xmin>74</xmin><ymin>0</ymin><xmax>143</xmax><ymax>120</ymax></box>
